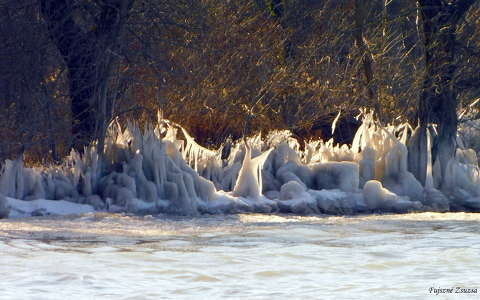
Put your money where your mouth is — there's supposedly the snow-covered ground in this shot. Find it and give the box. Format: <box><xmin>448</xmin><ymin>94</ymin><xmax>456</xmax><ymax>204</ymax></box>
<box><xmin>6</xmin><ymin>197</ymin><xmax>94</xmax><ymax>218</ymax></box>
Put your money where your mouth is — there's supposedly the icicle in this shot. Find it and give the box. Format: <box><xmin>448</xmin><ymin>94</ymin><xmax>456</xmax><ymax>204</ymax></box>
<box><xmin>352</xmin><ymin>122</ymin><xmax>365</xmax><ymax>153</ymax></box>
<box><xmin>0</xmin><ymin>160</ymin><xmax>15</xmax><ymax>197</ymax></box>
<box><xmin>407</xmin><ymin>126</ymin><xmax>428</xmax><ymax>186</ymax></box>
<box><xmin>14</xmin><ymin>157</ymin><xmax>25</xmax><ymax>200</ymax></box>
<box><xmin>425</xmin><ymin>128</ymin><xmax>434</xmax><ymax>189</ymax></box>
<box><xmin>0</xmin><ymin>193</ymin><xmax>9</xmax><ymax>218</ymax></box>
<box><xmin>251</xmin><ymin>148</ymin><xmax>274</xmax><ymax>195</ymax></box>
<box><xmin>331</xmin><ymin>110</ymin><xmax>341</xmax><ymax>135</ymax></box>
<box><xmin>233</xmin><ymin>142</ymin><xmax>272</xmax><ymax>199</ymax></box>
<box><xmin>400</xmin><ymin>123</ymin><xmax>411</xmax><ymax>145</ymax></box>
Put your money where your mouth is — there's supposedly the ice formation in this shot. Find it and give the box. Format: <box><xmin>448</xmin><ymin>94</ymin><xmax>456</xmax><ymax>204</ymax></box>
<box><xmin>362</xmin><ymin>180</ymin><xmax>421</xmax><ymax>212</ymax></box>
<box><xmin>1</xmin><ymin>110</ymin><xmax>480</xmax><ymax>218</ymax></box>
<box><xmin>0</xmin><ymin>193</ymin><xmax>9</xmax><ymax>218</ymax></box>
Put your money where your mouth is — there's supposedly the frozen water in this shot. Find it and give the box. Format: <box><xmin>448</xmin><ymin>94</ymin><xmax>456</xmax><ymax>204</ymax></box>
<box><xmin>6</xmin><ymin>197</ymin><xmax>94</xmax><ymax>218</ymax></box>
<box><xmin>1</xmin><ymin>110</ymin><xmax>480</xmax><ymax>218</ymax></box>
<box><xmin>1</xmin><ymin>212</ymin><xmax>479</xmax><ymax>299</ymax></box>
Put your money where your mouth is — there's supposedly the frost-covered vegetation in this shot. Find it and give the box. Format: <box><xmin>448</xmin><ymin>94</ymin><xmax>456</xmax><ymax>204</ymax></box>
<box><xmin>1</xmin><ymin>1</ymin><xmax>480</xmax><ymax>218</ymax></box>
<box><xmin>1</xmin><ymin>111</ymin><xmax>479</xmax><ymax>218</ymax></box>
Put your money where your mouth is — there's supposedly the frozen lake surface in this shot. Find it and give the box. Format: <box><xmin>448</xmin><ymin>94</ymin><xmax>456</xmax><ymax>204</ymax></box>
<box><xmin>1</xmin><ymin>212</ymin><xmax>479</xmax><ymax>299</ymax></box>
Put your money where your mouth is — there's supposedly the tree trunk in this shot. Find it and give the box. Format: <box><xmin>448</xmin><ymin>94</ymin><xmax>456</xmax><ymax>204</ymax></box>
<box><xmin>354</xmin><ymin>0</ymin><xmax>379</xmax><ymax>119</ymax></box>
<box><xmin>40</xmin><ymin>0</ymin><xmax>133</xmax><ymax>153</ymax></box>
<box><xmin>415</xmin><ymin>0</ymin><xmax>477</xmax><ymax>187</ymax></box>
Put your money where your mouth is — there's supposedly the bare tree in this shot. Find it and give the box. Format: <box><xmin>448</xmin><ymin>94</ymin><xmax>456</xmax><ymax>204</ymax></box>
<box><xmin>39</xmin><ymin>0</ymin><xmax>133</xmax><ymax>152</ymax></box>
<box><xmin>354</xmin><ymin>0</ymin><xmax>379</xmax><ymax>119</ymax></box>
<box><xmin>415</xmin><ymin>0</ymin><xmax>478</xmax><ymax>185</ymax></box>
<box><xmin>1</xmin><ymin>0</ymin><xmax>479</xmax><ymax>164</ymax></box>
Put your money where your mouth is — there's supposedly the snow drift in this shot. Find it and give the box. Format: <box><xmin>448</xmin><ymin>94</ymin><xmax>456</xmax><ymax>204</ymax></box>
<box><xmin>1</xmin><ymin>111</ymin><xmax>480</xmax><ymax>218</ymax></box>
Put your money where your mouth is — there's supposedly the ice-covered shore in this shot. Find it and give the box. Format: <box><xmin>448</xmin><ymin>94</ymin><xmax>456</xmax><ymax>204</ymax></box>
<box><xmin>1</xmin><ymin>111</ymin><xmax>480</xmax><ymax>218</ymax></box>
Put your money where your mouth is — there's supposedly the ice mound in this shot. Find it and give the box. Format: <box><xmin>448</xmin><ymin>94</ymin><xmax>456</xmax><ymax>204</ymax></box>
<box><xmin>309</xmin><ymin>189</ymin><xmax>363</xmax><ymax>215</ymax></box>
<box><xmin>363</xmin><ymin>180</ymin><xmax>421</xmax><ymax>212</ymax></box>
<box><xmin>276</xmin><ymin>182</ymin><xmax>363</xmax><ymax>215</ymax></box>
<box><xmin>1</xmin><ymin>110</ymin><xmax>480</xmax><ymax>218</ymax></box>
<box><xmin>275</xmin><ymin>181</ymin><xmax>316</xmax><ymax>214</ymax></box>
<box><xmin>7</xmin><ymin>197</ymin><xmax>94</xmax><ymax>218</ymax></box>
<box><xmin>280</xmin><ymin>181</ymin><xmax>307</xmax><ymax>200</ymax></box>
<box><xmin>423</xmin><ymin>188</ymin><xmax>450</xmax><ymax>212</ymax></box>
<box><xmin>311</xmin><ymin>161</ymin><xmax>359</xmax><ymax>192</ymax></box>
<box><xmin>382</xmin><ymin>142</ymin><xmax>424</xmax><ymax>202</ymax></box>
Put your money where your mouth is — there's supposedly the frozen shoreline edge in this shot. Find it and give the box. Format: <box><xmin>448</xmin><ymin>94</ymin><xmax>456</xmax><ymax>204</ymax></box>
<box><xmin>1</xmin><ymin>113</ymin><xmax>480</xmax><ymax>219</ymax></box>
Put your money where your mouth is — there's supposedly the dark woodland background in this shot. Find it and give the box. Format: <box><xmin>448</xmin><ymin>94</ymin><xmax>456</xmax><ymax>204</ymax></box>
<box><xmin>0</xmin><ymin>0</ymin><xmax>479</xmax><ymax>164</ymax></box>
